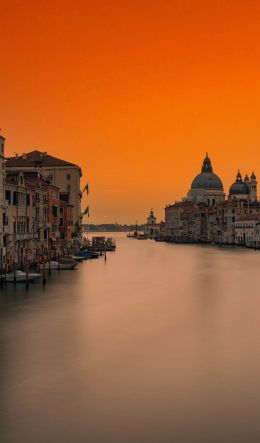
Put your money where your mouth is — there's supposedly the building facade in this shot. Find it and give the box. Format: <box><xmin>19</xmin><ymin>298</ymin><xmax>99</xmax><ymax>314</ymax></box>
<box><xmin>144</xmin><ymin>209</ymin><xmax>162</xmax><ymax>238</ymax></box>
<box><xmin>6</xmin><ymin>150</ymin><xmax>82</xmax><ymax>236</ymax></box>
<box><xmin>0</xmin><ymin>137</ymin><xmax>83</xmax><ymax>272</ymax></box>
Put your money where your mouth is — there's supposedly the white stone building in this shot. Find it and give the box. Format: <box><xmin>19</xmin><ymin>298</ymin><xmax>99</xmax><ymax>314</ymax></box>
<box><xmin>144</xmin><ymin>209</ymin><xmax>162</xmax><ymax>238</ymax></box>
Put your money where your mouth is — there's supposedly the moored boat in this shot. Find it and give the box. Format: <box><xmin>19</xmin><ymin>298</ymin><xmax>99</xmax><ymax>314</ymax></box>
<box><xmin>71</xmin><ymin>255</ymin><xmax>85</xmax><ymax>262</ymax></box>
<box><xmin>39</xmin><ymin>260</ymin><xmax>78</xmax><ymax>270</ymax></box>
<box><xmin>137</xmin><ymin>233</ymin><xmax>148</xmax><ymax>240</ymax></box>
<box><xmin>75</xmin><ymin>250</ymin><xmax>100</xmax><ymax>260</ymax></box>
<box><xmin>6</xmin><ymin>270</ymin><xmax>41</xmax><ymax>282</ymax></box>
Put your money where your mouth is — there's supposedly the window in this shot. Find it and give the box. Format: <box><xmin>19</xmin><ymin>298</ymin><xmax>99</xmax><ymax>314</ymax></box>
<box><xmin>5</xmin><ymin>190</ymin><xmax>11</xmax><ymax>204</ymax></box>
<box><xmin>52</xmin><ymin>205</ymin><xmax>58</xmax><ymax>217</ymax></box>
<box><xmin>13</xmin><ymin>191</ymin><xmax>18</xmax><ymax>205</ymax></box>
<box><xmin>26</xmin><ymin>193</ymin><xmax>30</xmax><ymax>206</ymax></box>
<box><xmin>67</xmin><ymin>173</ymin><xmax>71</xmax><ymax>180</ymax></box>
<box><xmin>67</xmin><ymin>184</ymin><xmax>71</xmax><ymax>192</ymax></box>
<box><xmin>60</xmin><ymin>218</ymin><xmax>64</xmax><ymax>227</ymax></box>
<box><xmin>60</xmin><ymin>207</ymin><xmax>63</xmax><ymax>214</ymax></box>
<box><xmin>3</xmin><ymin>213</ymin><xmax>8</xmax><ymax>226</ymax></box>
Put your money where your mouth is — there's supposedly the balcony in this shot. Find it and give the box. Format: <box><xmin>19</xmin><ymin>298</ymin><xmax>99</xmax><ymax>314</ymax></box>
<box><xmin>15</xmin><ymin>233</ymin><xmax>39</xmax><ymax>241</ymax></box>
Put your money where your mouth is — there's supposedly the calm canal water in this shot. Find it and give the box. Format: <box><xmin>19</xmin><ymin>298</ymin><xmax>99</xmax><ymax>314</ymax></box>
<box><xmin>1</xmin><ymin>234</ymin><xmax>260</xmax><ymax>443</ymax></box>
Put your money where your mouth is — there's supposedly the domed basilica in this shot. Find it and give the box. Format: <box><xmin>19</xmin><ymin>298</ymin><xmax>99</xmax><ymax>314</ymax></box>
<box><xmin>165</xmin><ymin>153</ymin><xmax>259</xmax><ymax>247</ymax></box>
<box><xmin>187</xmin><ymin>154</ymin><xmax>225</xmax><ymax>205</ymax></box>
<box><xmin>187</xmin><ymin>154</ymin><xmax>257</xmax><ymax>205</ymax></box>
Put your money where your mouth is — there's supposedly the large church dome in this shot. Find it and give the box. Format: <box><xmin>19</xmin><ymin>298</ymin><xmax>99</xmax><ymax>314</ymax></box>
<box><xmin>191</xmin><ymin>154</ymin><xmax>223</xmax><ymax>190</ymax></box>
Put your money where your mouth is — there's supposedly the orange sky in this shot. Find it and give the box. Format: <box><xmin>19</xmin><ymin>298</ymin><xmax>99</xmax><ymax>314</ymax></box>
<box><xmin>1</xmin><ymin>0</ymin><xmax>260</xmax><ymax>223</ymax></box>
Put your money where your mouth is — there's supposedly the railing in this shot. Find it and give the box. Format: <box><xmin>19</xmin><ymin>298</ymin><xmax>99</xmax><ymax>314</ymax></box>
<box><xmin>15</xmin><ymin>233</ymin><xmax>39</xmax><ymax>240</ymax></box>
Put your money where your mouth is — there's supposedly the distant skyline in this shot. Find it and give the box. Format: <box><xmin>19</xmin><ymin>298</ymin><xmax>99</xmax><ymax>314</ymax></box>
<box><xmin>2</xmin><ymin>0</ymin><xmax>260</xmax><ymax>223</ymax></box>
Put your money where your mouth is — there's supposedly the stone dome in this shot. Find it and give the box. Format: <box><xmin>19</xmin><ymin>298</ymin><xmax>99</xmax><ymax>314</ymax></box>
<box><xmin>229</xmin><ymin>182</ymin><xmax>249</xmax><ymax>195</ymax></box>
<box><xmin>191</xmin><ymin>172</ymin><xmax>223</xmax><ymax>190</ymax></box>
<box><xmin>191</xmin><ymin>154</ymin><xmax>223</xmax><ymax>190</ymax></box>
<box><xmin>229</xmin><ymin>171</ymin><xmax>249</xmax><ymax>196</ymax></box>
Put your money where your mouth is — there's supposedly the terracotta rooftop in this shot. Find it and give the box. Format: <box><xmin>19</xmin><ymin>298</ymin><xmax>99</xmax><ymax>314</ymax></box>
<box><xmin>6</xmin><ymin>150</ymin><xmax>79</xmax><ymax>168</ymax></box>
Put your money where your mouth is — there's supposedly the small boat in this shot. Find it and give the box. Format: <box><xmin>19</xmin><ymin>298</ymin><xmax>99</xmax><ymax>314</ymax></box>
<box><xmin>6</xmin><ymin>270</ymin><xmax>41</xmax><ymax>282</ymax></box>
<box><xmin>39</xmin><ymin>260</ymin><xmax>78</xmax><ymax>270</ymax></box>
<box><xmin>71</xmin><ymin>255</ymin><xmax>85</xmax><ymax>262</ymax></box>
<box><xmin>137</xmin><ymin>233</ymin><xmax>148</xmax><ymax>240</ymax></box>
<box><xmin>89</xmin><ymin>251</ymin><xmax>100</xmax><ymax>258</ymax></box>
<box><xmin>75</xmin><ymin>250</ymin><xmax>100</xmax><ymax>260</ymax></box>
<box><xmin>127</xmin><ymin>231</ymin><xmax>138</xmax><ymax>238</ymax></box>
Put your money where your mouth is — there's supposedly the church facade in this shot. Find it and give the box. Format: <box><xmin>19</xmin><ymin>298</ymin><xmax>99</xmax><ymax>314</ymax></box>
<box><xmin>144</xmin><ymin>209</ymin><xmax>163</xmax><ymax>239</ymax></box>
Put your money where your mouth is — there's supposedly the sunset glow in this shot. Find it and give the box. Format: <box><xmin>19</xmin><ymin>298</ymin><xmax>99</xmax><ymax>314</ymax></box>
<box><xmin>2</xmin><ymin>0</ymin><xmax>260</xmax><ymax>222</ymax></box>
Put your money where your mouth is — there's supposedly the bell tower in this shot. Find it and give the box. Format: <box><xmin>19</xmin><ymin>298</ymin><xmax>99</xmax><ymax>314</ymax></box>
<box><xmin>249</xmin><ymin>172</ymin><xmax>257</xmax><ymax>202</ymax></box>
<box><xmin>147</xmin><ymin>209</ymin><xmax>156</xmax><ymax>225</ymax></box>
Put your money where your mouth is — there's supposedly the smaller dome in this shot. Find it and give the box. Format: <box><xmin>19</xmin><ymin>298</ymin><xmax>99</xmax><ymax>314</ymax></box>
<box><xmin>251</xmin><ymin>172</ymin><xmax>256</xmax><ymax>180</ymax></box>
<box><xmin>229</xmin><ymin>183</ymin><xmax>249</xmax><ymax>195</ymax></box>
<box><xmin>229</xmin><ymin>170</ymin><xmax>249</xmax><ymax>196</ymax></box>
<box><xmin>244</xmin><ymin>173</ymin><xmax>249</xmax><ymax>182</ymax></box>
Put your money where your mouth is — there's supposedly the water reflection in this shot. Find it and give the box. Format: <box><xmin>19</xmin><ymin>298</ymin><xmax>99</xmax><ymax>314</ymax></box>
<box><xmin>1</xmin><ymin>234</ymin><xmax>260</xmax><ymax>442</ymax></box>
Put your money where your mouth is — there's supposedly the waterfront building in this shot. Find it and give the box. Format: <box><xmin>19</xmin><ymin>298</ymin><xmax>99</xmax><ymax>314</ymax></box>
<box><xmin>235</xmin><ymin>214</ymin><xmax>260</xmax><ymax>248</ymax></box>
<box><xmin>165</xmin><ymin>201</ymin><xmax>198</xmax><ymax>241</ymax></box>
<box><xmin>2</xmin><ymin>169</ymin><xmax>75</xmax><ymax>270</ymax></box>
<box><xmin>6</xmin><ymin>150</ymin><xmax>82</xmax><ymax>235</ymax></box>
<box><xmin>164</xmin><ymin>154</ymin><xmax>260</xmax><ymax>247</ymax></box>
<box><xmin>4</xmin><ymin>172</ymin><xmax>42</xmax><ymax>268</ymax></box>
<box><xmin>4</xmin><ymin>171</ymin><xmax>55</xmax><ymax>268</ymax></box>
<box><xmin>0</xmin><ymin>137</ymin><xmax>84</xmax><ymax>271</ymax></box>
<box><xmin>144</xmin><ymin>209</ymin><xmax>162</xmax><ymax>238</ymax></box>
